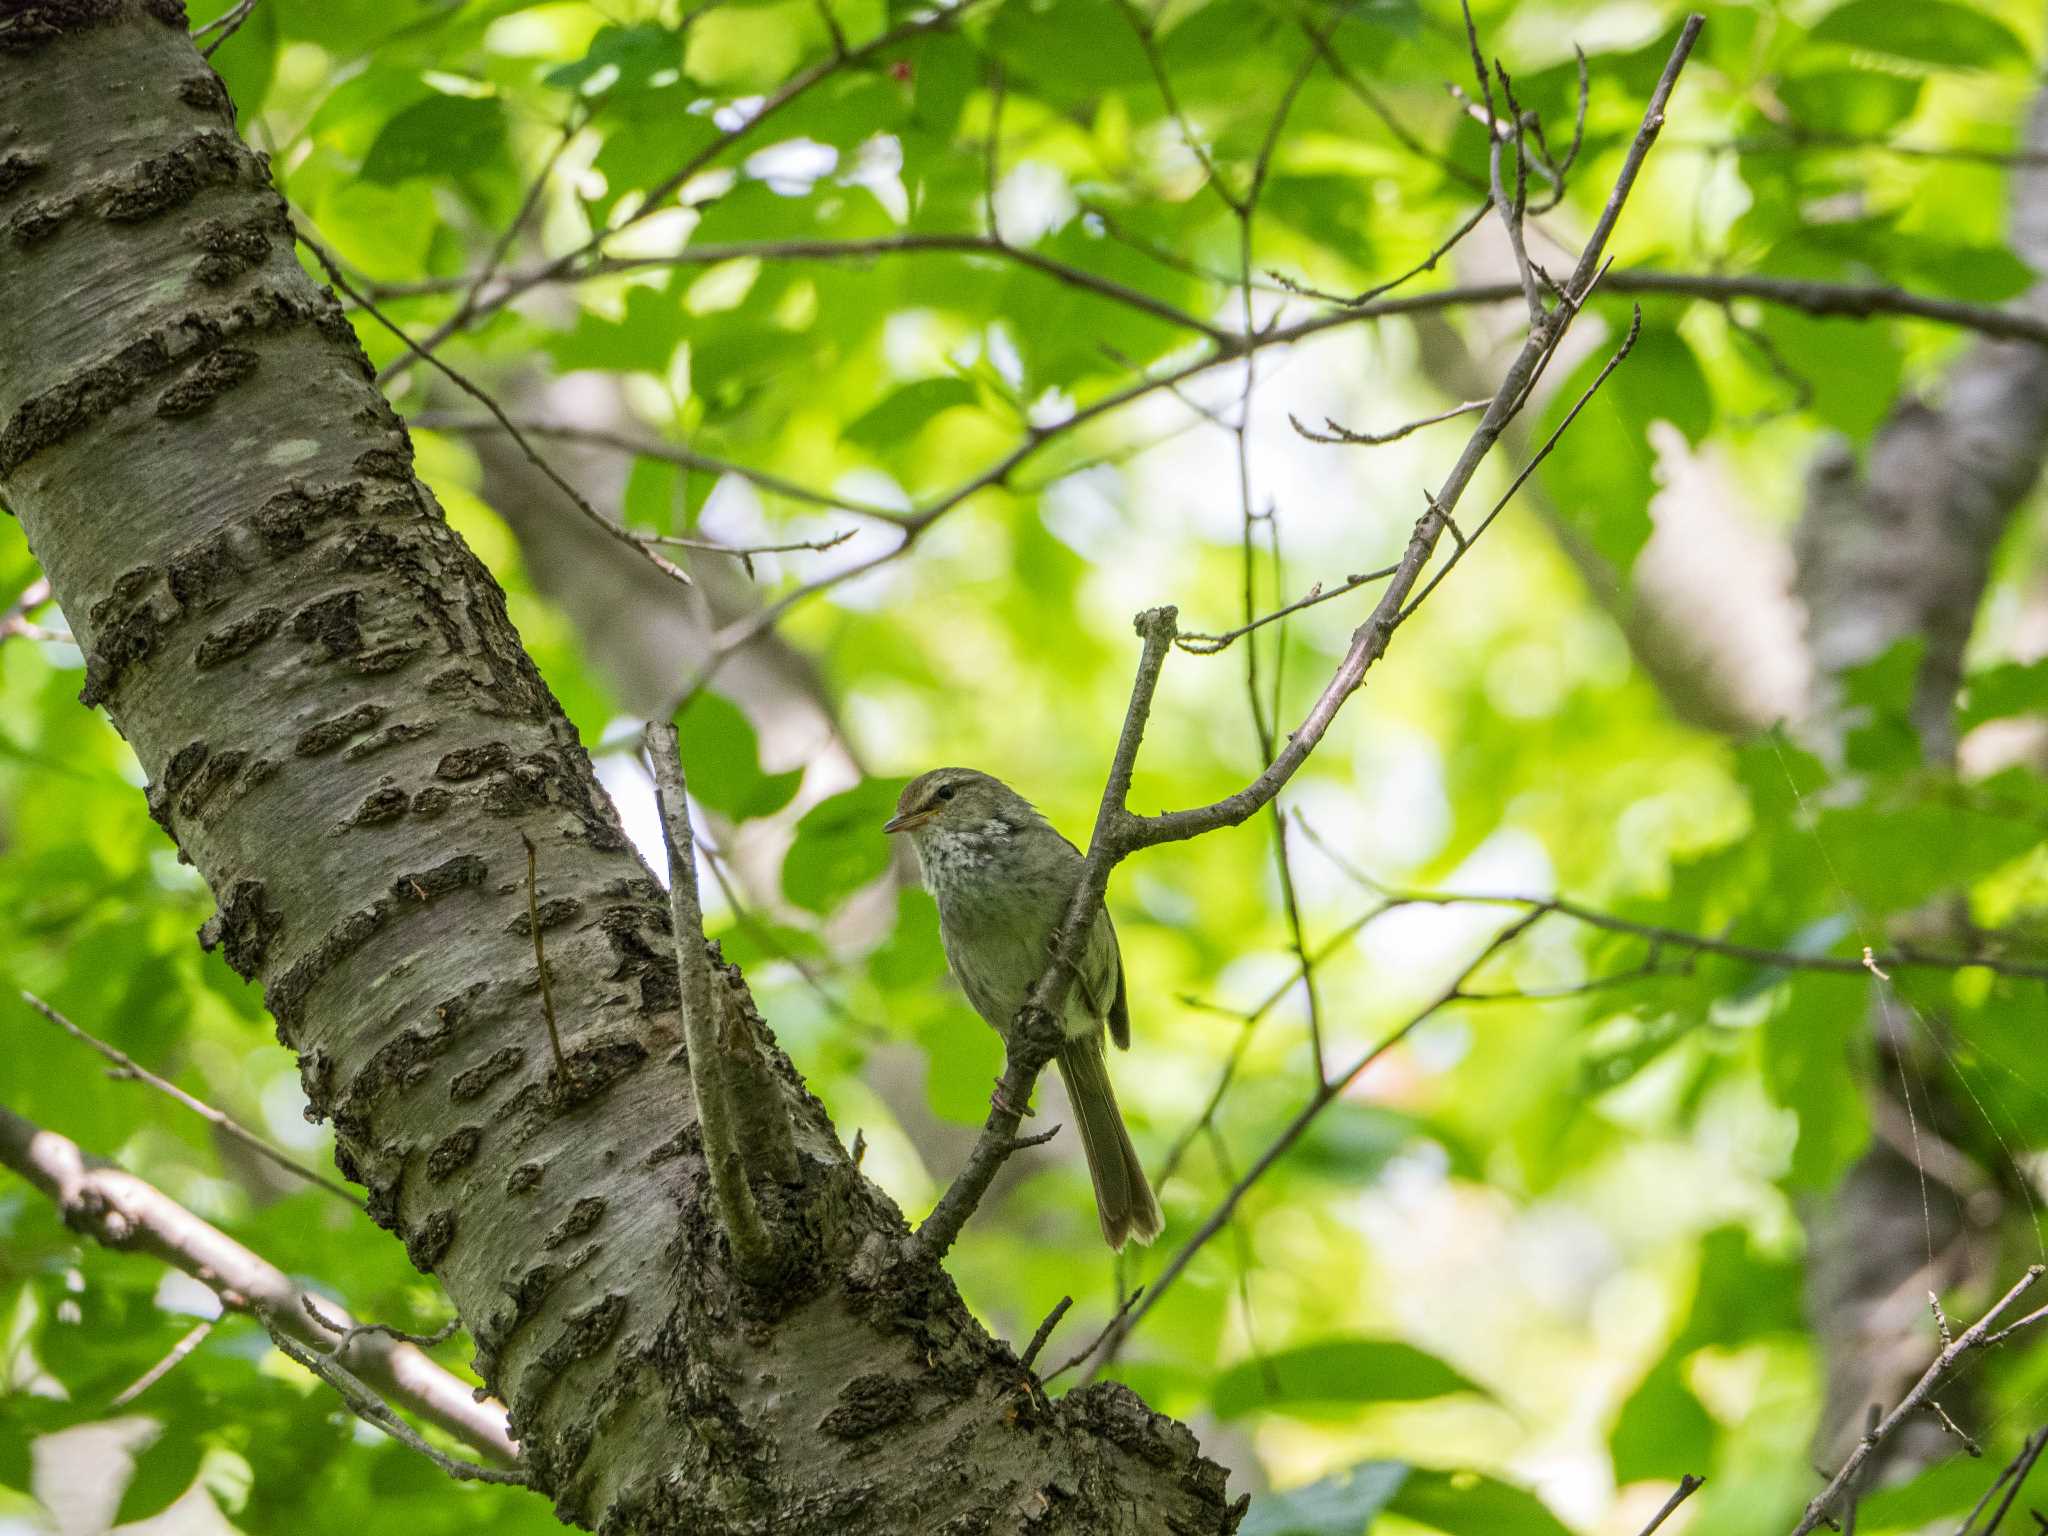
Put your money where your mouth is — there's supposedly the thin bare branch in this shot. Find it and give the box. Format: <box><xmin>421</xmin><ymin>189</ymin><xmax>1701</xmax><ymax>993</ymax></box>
<box><xmin>1402</xmin><ymin>302</ymin><xmax>1643</xmax><ymax>620</ymax></box>
<box><xmin>375</xmin><ymin>234</ymin><xmax>1231</xmax><ymax>345</ymax></box>
<box><xmin>111</xmin><ymin>1319</ymin><xmax>215</xmax><ymax>1407</ymax></box>
<box><xmin>1291</xmin><ymin>399</ymin><xmax>1490</xmax><ymax>446</ymax></box>
<box><xmin>1124</xmin><ymin>20</ymin><xmax>1702</xmax><ymax>854</ymax></box>
<box><xmin>1962</xmin><ymin>1426</ymin><xmax>2048</xmax><ymax>1535</ymax></box>
<box><xmin>412</xmin><ymin>413</ymin><xmax>911</xmax><ymax>525</ymax></box>
<box><xmin>194</xmin><ymin>0</ymin><xmax>258</xmax><ymax>55</ymax></box>
<box><xmin>1043</xmin><ymin>1285</ymin><xmax>1146</xmax><ymax>1383</ymax></box>
<box><xmin>303</xmin><ymin>1294</ymin><xmax>463</xmax><ymax>1355</ymax></box>
<box><xmin>1794</xmin><ymin>1268</ymin><xmax>2048</xmax><ymax>1535</ymax></box>
<box><xmin>1638</xmin><ymin>1476</ymin><xmax>1705</xmax><ymax>1536</ymax></box>
<box><xmin>23</xmin><ymin>990</ymin><xmax>362</xmax><ymax>1208</ymax></box>
<box><xmin>425</xmin><ymin>0</ymin><xmax>1001</xmax><ymax>346</ymax></box>
<box><xmin>645</xmin><ymin>722</ymin><xmax>780</xmax><ymax>1282</ymax></box>
<box><xmin>382</xmin><ymin>109</ymin><xmax>583</xmax><ymax>386</ymax></box>
<box><xmin>518</xmin><ymin>835</ymin><xmax>568</xmax><ymax>1082</ymax></box>
<box><xmin>0</xmin><ymin>1105</ymin><xmax>515</xmax><ymax>1461</ymax></box>
<box><xmin>261</xmin><ymin>1319</ymin><xmax>528</xmax><ymax>1485</ymax></box>
<box><xmin>296</xmin><ymin>231</ymin><xmax>693</xmax><ymax>591</ymax></box>
<box><xmin>1178</xmin><ymin>567</ymin><xmax>1403</xmax><ymax>657</ymax></box>
<box><xmin>1019</xmin><ymin>1294</ymin><xmax>1072</xmax><ymax>1374</ymax></box>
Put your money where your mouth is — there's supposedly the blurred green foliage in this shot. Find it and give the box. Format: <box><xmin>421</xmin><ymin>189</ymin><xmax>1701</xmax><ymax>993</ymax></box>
<box><xmin>6</xmin><ymin>0</ymin><xmax>2048</xmax><ymax>1530</ymax></box>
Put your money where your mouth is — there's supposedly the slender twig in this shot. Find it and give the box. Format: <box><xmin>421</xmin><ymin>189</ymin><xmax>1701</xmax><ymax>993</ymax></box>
<box><xmin>1043</xmin><ymin>1285</ymin><xmax>1146</xmax><ymax>1383</ymax></box>
<box><xmin>1290</xmin><ymin>399</ymin><xmax>1490</xmax><ymax>446</ymax></box>
<box><xmin>111</xmin><ymin>1319</ymin><xmax>215</xmax><ymax>1406</ymax></box>
<box><xmin>810</xmin><ymin>0</ymin><xmax>848</xmax><ymax>56</ymax></box>
<box><xmin>0</xmin><ymin>575</ymin><xmax>53</xmax><ymax>646</ymax></box>
<box><xmin>1638</xmin><ymin>1476</ymin><xmax>1705</xmax><ymax>1536</ymax></box>
<box><xmin>393</xmin><ymin>244</ymin><xmax>2048</xmax><ymax>354</ymax></box>
<box><xmin>1354</xmin><ymin>882</ymin><xmax>2048</xmax><ymax>986</ymax></box>
<box><xmin>23</xmin><ymin>991</ymin><xmax>362</xmax><ymax>1208</ymax></box>
<box><xmin>983</xmin><ymin>61</ymin><xmax>1005</xmax><ymax>240</ymax></box>
<box><xmin>369</xmin><ymin>234</ymin><xmax>1231</xmax><ymax>345</ymax></box>
<box><xmin>641</xmin><ymin>527</ymin><xmax>857</xmax><ymax>571</ymax></box>
<box><xmin>261</xmin><ymin>1320</ymin><xmax>527</xmax><ymax>1485</ymax></box>
<box><xmin>303</xmin><ymin>1294</ymin><xmax>462</xmax><ymax>1355</ymax></box>
<box><xmin>1175</xmin><ymin>566</ymin><xmax>1400</xmax><ymax>655</ymax></box>
<box><xmin>1461</xmin><ymin>0</ymin><xmax>1543</xmax><ymax>323</ymax></box>
<box><xmin>411</xmin><ymin>414</ymin><xmax>911</xmax><ymax>525</ymax></box>
<box><xmin>296</xmin><ymin>232</ymin><xmax>693</xmax><ymax>591</ymax></box>
<box><xmin>1019</xmin><ymin>1295</ymin><xmax>1072</xmax><ymax>1374</ymax></box>
<box><xmin>645</xmin><ymin>722</ymin><xmax>780</xmax><ymax>1281</ymax></box>
<box><xmin>194</xmin><ymin>0</ymin><xmax>259</xmax><ymax>54</ymax></box>
<box><xmin>519</xmin><ymin>834</ymin><xmax>568</xmax><ymax>1082</ymax></box>
<box><xmin>1402</xmin><ymin>303</ymin><xmax>1643</xmax><ymax>621</ymax></box>
<box><xmin>1793</xmin><ymin>1267</ymin><xmax>2048</xmax><ymax>1536</ymax></box>
<box><xmin>1961</xmin><ymin>1427</ymin><xmax>2048</xmax><ymax>1535</ymax></box>
<box><xmin>1121</xmin><ymin>0</ymin><xmax>1241</xmax><ymax>215</ymax></box>
<box><xmin>1929</xmin><ymin>1398</ymin><xmax>1985</xmax><ymax>1457</ymax></box>
<box><xmin>1302</xmin><ymin>14</ymin><xmax>1488</xmax><ymax>191</ymax></box>
<box><xmin>382</xmin><ymin>108</ymin><xmax>584</xmax><ymax>385</ymax></box>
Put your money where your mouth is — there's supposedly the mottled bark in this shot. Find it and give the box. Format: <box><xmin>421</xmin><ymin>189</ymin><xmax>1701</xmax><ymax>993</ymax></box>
<box><xmin>0</xmin><ymin>6</ymin><xmax>1240</xmax><ymax>1532</ymax></box>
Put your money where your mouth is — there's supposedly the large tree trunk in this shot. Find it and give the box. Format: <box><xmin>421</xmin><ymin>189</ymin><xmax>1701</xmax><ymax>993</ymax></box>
<box><xmin>0</xmin><ymin>5</ymin><xmax>1240</xmax><ymax>1531</ymax></box>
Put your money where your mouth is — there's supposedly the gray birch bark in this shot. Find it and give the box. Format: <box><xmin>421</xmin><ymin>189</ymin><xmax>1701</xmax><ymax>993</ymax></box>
<box><xmin>0</xmin><ymin>5</ymin><xmax>1240</xmax><ymax>1531</ymax></box>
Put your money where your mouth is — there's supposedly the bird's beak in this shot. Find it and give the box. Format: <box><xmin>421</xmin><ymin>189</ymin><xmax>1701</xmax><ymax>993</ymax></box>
<box><xmin>883</xmin><ymin>808</ymin><xmax>934</xmax><ymax>835</ymax></box>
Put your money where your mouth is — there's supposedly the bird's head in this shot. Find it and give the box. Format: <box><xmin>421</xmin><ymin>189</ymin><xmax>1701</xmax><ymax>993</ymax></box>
<box><xmin>882</xmin><ymin>767</ymin><xmax>1027</xmax><ymax>843</ymax></box>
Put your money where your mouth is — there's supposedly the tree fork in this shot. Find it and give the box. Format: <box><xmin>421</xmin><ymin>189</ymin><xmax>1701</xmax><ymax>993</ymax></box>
<box><xmin>0</xmin><ymin>5</ymin><xmax>1241</xmax><ymax>1532</ymax></box>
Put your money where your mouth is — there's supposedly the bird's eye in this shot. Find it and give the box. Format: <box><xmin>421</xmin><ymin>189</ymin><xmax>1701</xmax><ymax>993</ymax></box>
<box><xmin>936</xmin><ymin>784</ymin><xmax>956</xmax><ymax>802</ymax></box>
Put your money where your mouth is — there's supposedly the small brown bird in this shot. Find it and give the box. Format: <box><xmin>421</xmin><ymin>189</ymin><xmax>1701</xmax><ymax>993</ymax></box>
<box><xmin>885</xmin><ymin>768</ymin><xmax>1164</xmax><ymax>1250</ymax></box>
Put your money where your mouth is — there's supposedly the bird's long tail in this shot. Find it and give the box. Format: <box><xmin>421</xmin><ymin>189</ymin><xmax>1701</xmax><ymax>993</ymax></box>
<box><xmin>1055</xmin><ymin>1036</ymin><xmax>1163</xmax><ymax>1251</ymax></box>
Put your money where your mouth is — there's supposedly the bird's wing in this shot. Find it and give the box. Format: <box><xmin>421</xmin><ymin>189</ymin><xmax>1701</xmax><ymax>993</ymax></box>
<box><xmin>1072</xmin><ymin>910</ymin><xmax>1129</xmax><ymax>1049</ymax></box>
<box><xmin>1108</xmin><ymin>947</ymin><xmax>1130</xmax><ymax>1052</ymax></box>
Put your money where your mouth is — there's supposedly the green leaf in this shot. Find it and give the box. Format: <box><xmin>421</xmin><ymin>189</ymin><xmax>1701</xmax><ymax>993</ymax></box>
<box><xmin>1855</xmin><ymin>1455</ymin><xmax>1996</xmax><ymax>1526</ymax></box>
<box><xmin>1386</xmin><ymin>1468</ymin><xmax>1574</xmax><ymax>1536</ymax></box>
<box><xmin>782</xmin><ymin>778</ymin><xmax>907</xmax><ymax>913</ymax></box>
<box><xmin>360</xmin><ymin>93</ymin><xmax>509</xmax><ymax>185</ymax></box>
<box><xmin>1242</xmin><ymin>1462</ymin><xmax>1573</xmax><ymax>1536</ymax></box>
<box><xmin>114</xmin><ymin>1424</ymin><xmax>203</xmax><ymax>1525</ymax></box>
<box><xmin>1775</xmin><ymin>69</ymin><xmax>1923</xmax><ymax>137</ymax></box>
<box><xmin>1756</xmin><ymin>305</ymin><xmax>1902</xmax><ymax>437</ymax></box>
<box><xmin>1293</xmin><ymin>1104</ymin><xmax>1478</xmax><ymax>1183</ymax></box>
<box><xmin>912</xmin><ymin>998</ymin><xmax>1004</xmax><ymax>1123</ymax></box>
<box><xmin>1764</xmin><ymin>976</ymin><xmax>1870</xmax><ymax>1190</ymax></box>
<box><xmin>674</xmin><ymin>691</ymin><xmax>802</xmax><ymax>823</ymax></box>
<box><xmin>844</xmin><ymin>378</ymin><xmax>981</xmax><ymax>452</ymax></box>
<box><xmin>1808</xmin><ymin>0</ymin><xmax>2028</xmax><ymax>70</ymax></box>
<box><xmin>1609</xmin><ymin>1347</ymin><xmax>1715</xmax><ymax>1482</ymax></box>
<box><xmin>1212</xmin><ymin>1339</ymin><xmax>1487</xmax><ymax>1420</ymax></box>
<box><xmin>543</xmin><ymin>23</ymin><xmax>683</xmax><ymax>93</ymax></box>
<box><xmin>1960</xmin><ymin>657</ymin><xmax>2048</xmax><ymax>730</ymax></box>
<box><xmin>869</xmin><ymin>888</ymin><xmax>950</xmax><ymax>990</ymax></box>
<box><xmin>1240</xmin><ymin>1461</ymin><xmax>1409</xmax><ymax>1536</ymax></box>
<box><xmin>1536</xmin><ymin>322</ymin><xmax>1708</xmax><ymax>567</ymax></box>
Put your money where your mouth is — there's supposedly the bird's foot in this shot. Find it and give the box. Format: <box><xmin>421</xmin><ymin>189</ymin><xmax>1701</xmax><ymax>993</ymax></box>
<box><xmin>991</xmin><ymin>1078</ymin><xmax>1035</xmax><ymax>1119</ymax></box>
